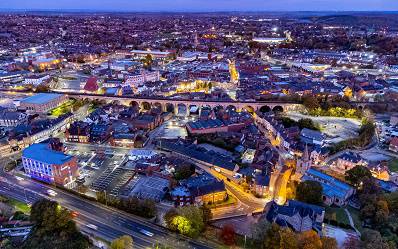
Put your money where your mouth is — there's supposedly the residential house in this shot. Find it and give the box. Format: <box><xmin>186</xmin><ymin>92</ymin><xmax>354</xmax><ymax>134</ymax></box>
<box><xmin>266</xmin><ymin>200</ymin><xmax>325</xmax><ymax>233</ymax></box>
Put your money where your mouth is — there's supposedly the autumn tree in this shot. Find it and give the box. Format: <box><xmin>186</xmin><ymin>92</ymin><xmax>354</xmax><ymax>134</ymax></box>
<box><xmin>219</xmin><ymin>224</ymin><xmax>236</xmax><ymax>245</ymax></box>
<box><xmin>303</xmin><ymin>95</ymin><xmax>320</xmax><ymax>110</ymax></box>
<box><xmin>110</xmin><ymin>235</ymin><xmax>133</xmax><ymax>249</ymax></box>
<box><xmin>298</xmin><ymin>230</ymin><xmax>323</xmax><ymax>249</ymax></box>
<box><xmin>321</xmin><ymin>236</ymin><xmax>338</xmax><ymax>249</ymax></box>
<box><xmin>361</xmin><ymin>229</ymin><xmax>395</xmax><ymax>249</ymax></box>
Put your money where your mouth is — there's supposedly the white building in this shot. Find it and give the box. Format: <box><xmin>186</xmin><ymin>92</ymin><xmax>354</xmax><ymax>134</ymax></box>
<box><xmin>124</xmin><ymin>70</ymin><xmax>160</xmax><ymax>88</ymax></box>
<box><xmin>24</xmin><ymin>75</ymin><xmax>50</xmax><ymax>86</ymax></box>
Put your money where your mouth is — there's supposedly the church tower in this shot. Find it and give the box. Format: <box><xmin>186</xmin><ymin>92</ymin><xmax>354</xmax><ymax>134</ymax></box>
<box><xmin>228</xmin><ymin>59</ymin><xmax>240</xmax><ymax>86</ymax></box>
<box><xmin>296</xmin><ymin>144</ymin><xmax>311</xmax><ymax>176</ymax></box>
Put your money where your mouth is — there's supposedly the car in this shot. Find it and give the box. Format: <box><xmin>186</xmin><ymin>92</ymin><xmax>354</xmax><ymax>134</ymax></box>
<box><xmin>139</xmin><ymin>229</ymin><xmax>154</xmax><ymax>237</ymax></box>
<box><xmin>86</xmin><ymin>224</ymin><xmax>98</xmax><ymax>230</ymax></box>
<box><xmin>15</xmin><ymin>176</ymin><xmax>24</xmax><ymax>181</ymax></box>
<box><xmin>46</xmin><ymin>189</ymin><xmax>58</xmax><ymax>197</ymax></box>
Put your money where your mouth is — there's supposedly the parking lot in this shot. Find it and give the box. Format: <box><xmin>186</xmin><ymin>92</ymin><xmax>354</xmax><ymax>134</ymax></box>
<box><xmin>287</xmin><ymin>112</ymin><xmax>361</xmax><ymax>144</ymax></box>
<box><xmin>65</xmin><ymin>144</ymin><xmax>130</xmax><ymax>195</ymax></box>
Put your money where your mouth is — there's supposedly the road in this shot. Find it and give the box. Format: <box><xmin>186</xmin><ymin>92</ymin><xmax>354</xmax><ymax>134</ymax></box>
<box><xmin>193</xmin><ymin>161</ymin><xmax>268</xmax><ymax>218</ymax></box>
<box><xmin>0</xmin><ymin>171</ymin><xmax>216</xmax><ymax>249</ymax></box>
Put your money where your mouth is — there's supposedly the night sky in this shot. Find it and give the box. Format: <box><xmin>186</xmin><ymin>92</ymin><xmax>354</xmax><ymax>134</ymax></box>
<box><xmin>0</xmin><ymin>0</ymin><xmax>397</xmax><ymax>11</ymax></box>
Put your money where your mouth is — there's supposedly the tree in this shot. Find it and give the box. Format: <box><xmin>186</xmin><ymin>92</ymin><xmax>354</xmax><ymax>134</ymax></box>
<box><xmin>166</xmin><ymin>206</ymin><xmax>206</xmax><ymax>238</ymax></box>
<box><xmin>171</xmin><ymin>215</ymin><xmax>192</xmax><ymax>236</ymax></box>
<box><xmin>358</xmin><ymin>178</ymin><xmax>389</xmax><ymax>225</ymax></box>
<box><xmin>321</xmin><ymin>237</ymin><xmax>338</xmax><ymax>249</ymax></box>
<box><xmin>345</xmin><ymin>166</ymin><xmax>372</xmax><ymax>187</ymax></box>
<box><xmin>263</xmin><ymin>224</ymin><xmax>299</xmax><ymax>249</ymax></box>
<box><xmin>385</xmin><ymin>191</ymin><xmax>398</xmax><ymax>215</ymax></box>
<box><xmin>298</xmin><ymin>230</ymin><xmax>323</xmax><ymax>249</ymax></box>
<box><xmin>251</xmin><ymin>218</ymin><xmax>271</xmax><ymax>245</ymax></box>
<box><xmin>264</xmin><ymin>223</ymin><xmax>283</xmax><ymax>249</ymax></box>
<box><xmin>164</xmin><ymin>208</ymin><xmax>178</xmax><ymax>230</ymax></box>
<box><xmin>23</xmin><ymin>199</ymin><xmax>90</xmax><ymax>249</ymax></box>
<box><xmin>298</xmin><ymin>118</ymin><xmax>320</xmax><ymax>131</ymax></box>
<box><xmin>200</xmin><ymin>205</ymin><xmax>212</xmax><ymax>224</ymax></box>
<box><xmin>343</xmin><ymin>236</ymin><xmax>361</xmax><ymax>249</ymax></box>
<box><xmin>296</xmin><ymin>181</ymin><xmax>323</xmax><ymax>205</ymax></box>
<box><xmin>0</xmin><ymin>239</ymin><xmax>16</xmax><ymax>249</ymax></box>
<box><xmin>361</xmin><ymin>229</ymin><xmax>394</xmax><ymax>249</ymax></box>
<box><xmin>279</xmin><ymin>228</ymin><xmax>299</xmax><ymax>249</ymax></box>
<box><xmin>174</xmin><ymin>163</ymin><xmax>195</xmax><ymax>180</ymax></box>
<box><xmin>303</xmin><ymin>95</ymin><xmax>320</xmax><ymax>110</ymax></box>
<box><xmin>110</xmin><ymin>235</ymin><xmax>133</xmax><ymax>249</ymax></box>
<box><xmin>219</xmin><ymin>224</ymin><xmax>236</xmax><ymax>245</ymax></box>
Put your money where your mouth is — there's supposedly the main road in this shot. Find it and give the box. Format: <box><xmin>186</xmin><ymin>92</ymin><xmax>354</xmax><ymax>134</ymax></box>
<box><xmin>0</xmin><ymin>170</ymin><xmax>217</xmax><ymax>249</ymax></box>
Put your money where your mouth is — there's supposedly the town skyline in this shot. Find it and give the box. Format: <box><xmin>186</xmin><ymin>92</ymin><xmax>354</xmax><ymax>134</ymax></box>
<box><xmin>1</xmin><ymin>0</ymin><xmax>398</xmax><ymax>12</ymax></box>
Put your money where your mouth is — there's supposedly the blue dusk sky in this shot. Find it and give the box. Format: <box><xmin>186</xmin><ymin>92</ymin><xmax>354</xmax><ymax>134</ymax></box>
<box><xmin>0</xmin><ymin>0</ymin><xmax>397</xmax><ymax>12</ymax></box>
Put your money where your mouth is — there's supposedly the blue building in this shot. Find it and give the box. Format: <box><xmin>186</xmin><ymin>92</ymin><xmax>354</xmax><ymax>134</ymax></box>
<box><xmin>303</xmin><ymin>169</ymin><xmax>355</xmax><ymax>206</ymax></box>
<box><xmin>22</xmin><ymin>142</ymin><xmax>78</xmax><ymax>188</ymax></box>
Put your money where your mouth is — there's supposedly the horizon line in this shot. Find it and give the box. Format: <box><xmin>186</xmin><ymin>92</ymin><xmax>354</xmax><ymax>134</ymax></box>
<box><xmin>0</xmin><ymin>9</ymin><xmax>398</xmax><ymax>13</ymax></box>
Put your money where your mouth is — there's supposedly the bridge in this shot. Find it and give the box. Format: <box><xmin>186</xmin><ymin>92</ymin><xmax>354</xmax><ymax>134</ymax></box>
<box><xmin>1</xmin><ymin>88</ymin><xmax>393</xmax><ymax>113</ymax></box>
<box><xmin>64</xmin><ymin>91</ymin><xmax>304</xmax><ymax>114</ymax></box>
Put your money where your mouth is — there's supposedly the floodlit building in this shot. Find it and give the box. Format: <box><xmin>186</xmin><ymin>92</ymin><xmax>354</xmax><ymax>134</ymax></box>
<box><xmin>303</xmin><ymin>169</ymin><xmax>355</xmax><ymax>206</ymax></box>
<box><xmin>19</xmin><ymin>93</ymin><xmax>67</xmax><ymax>113</ymax></box>
<box><xmin>22</xmin><ymin>142</ymin><xmax>78</xmax><ymax>188</ymax></box>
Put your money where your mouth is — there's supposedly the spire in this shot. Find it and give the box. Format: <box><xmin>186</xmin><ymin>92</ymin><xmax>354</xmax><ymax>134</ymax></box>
<box><xmin>303</xmin><ymin>143</ymin><xmax>309</xmax><ymax>162</ymax></box>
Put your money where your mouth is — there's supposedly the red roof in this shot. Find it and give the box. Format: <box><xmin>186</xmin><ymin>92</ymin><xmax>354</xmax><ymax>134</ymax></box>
<box><xmin>84</xmin><ymin>77</ymin><xmax>99</xmax><ymax>92</ymax></box>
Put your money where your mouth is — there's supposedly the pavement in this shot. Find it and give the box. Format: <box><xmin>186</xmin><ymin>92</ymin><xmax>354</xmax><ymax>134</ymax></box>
<box><xmin>0</xmin><ymin>169</ymin><xmax>217</xmax><ymax>249</ymax></box>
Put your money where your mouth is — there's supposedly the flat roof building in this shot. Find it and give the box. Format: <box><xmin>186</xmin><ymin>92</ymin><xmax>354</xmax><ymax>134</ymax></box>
<box><xmin>20</xmin><ymin>93</ymin><xmax>67</xmax><ymax>113</ymax></box>
<box><xmin>22</xmin><ymin>142</ymin><xmax>78</xmax><ymax>188</ymax></box>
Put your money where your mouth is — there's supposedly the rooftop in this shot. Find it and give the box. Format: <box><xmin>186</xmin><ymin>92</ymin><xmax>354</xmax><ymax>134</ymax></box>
<box><xmin>21</xmin><ymin>93</ymin><xmax>63</xmax><ymax>105</ymax></box>
<box><xmin>22</xmin><ymin>143</ymin><xmax>74</xmax><ymax>165</ymax></box>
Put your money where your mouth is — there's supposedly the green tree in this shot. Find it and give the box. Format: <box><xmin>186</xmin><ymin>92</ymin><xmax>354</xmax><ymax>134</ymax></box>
<box><xmin>263</xmin><ymin>224</ymin><xmax>299</xmax><ymax>249</ymax></box>
<box><xmin>385</xmin><ymin>191</ymin><xmax>398</xmax><ymax>215</ymax></box>
<box><xmin>174</xmin><ymin>163</ymin><xmax>195</xmax><ymax>180</ymax></box>
<box><xmin>296</xmin><ymin>181</ymin><xmax>323</xmax><ymax>205</ymax></box>
<box><xmin>0</xmin><ymin>239</ymin><xmax>16</xmax><ymax>249</ymax></box>
<box><xmin>110</xmin><ymin>235</ymin><xmax>133</xmax><ymax>249</ymax></box>
<box><xmin>298</xmin><ymin>118</ymin><xmax>320</xmax><ymax>131</ymax></box>
<box><xmin>166</xmin><ymin>206</ymin><xmax>206</xmax><ymax>238</ymax></box>
<box><xmin>164</xmin><ymin>208</ymin><xmax>178</xmax><ymax>231</ymax></box>
<box><xmin>345</xmin><ymin>166</ymin><xmax>372</xmax><ymax>187</ymax></box>
<box><xmin>251</xmin><ymin>218</ymin><xmax>271</xmax><ymax>246</ymax></box>
<box><xmin>200</xmin><ymin>205</ymin><xmax>212</xmax><ymax>224</ymax></box>
<box><xmin>23</xmin><ymin>199</ymin><xmax>90</xmax><ymax>249</ymax></box>
<box><xmin>358</xmin><ymin>177</ymin><xmax>389</xmax><ymax>225</ymax></box>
